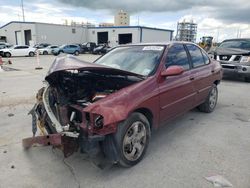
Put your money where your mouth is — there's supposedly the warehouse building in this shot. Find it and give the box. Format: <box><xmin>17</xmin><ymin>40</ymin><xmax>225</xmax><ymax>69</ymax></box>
<box><xmin>0</xmin><ymin>21</ymin><xmax>174</xmax><ymax>47</ymax></box>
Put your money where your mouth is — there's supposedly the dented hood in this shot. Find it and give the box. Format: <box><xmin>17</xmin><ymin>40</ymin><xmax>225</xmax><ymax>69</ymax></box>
<box><xmin>45</xmin><ymin>55</ymin><xmax>145</xmax><ymax>82</ymax></box>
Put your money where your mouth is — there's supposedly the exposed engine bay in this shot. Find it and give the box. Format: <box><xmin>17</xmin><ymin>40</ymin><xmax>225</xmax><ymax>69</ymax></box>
<box><xmin>33</xmin><ymin>68</ymin><xmax>142</xmax><ymax>137</ymax></box>
<box><xmin>49</xmin><ymin>70</ymin><xmax>139</xmax><ymax>106</ymax></box>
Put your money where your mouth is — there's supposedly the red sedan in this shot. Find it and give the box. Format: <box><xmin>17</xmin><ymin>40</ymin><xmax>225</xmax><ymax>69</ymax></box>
<box><xmin>25</xmin><ymin>42</ymin><xmax>222</xmax><ymax>167</ymax></box>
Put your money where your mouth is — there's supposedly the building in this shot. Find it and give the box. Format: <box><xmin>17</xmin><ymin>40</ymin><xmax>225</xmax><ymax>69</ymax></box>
<box><xmin>0</xmin><ymin>21</ymin><xmax>174</xmax><ymax>47</ymax></box>
<box><xmin>176</xmin><ymin>20</ymin><xmax>197</xmax><ymax>42</ymax></box>
<box><xmin>87</xmin><ymin>26</ymin><xmax>173</xmax><ymax>47</ymax></box>
<box><xmin>114</xmin><ymin>10</ymin><xmax>130</xmax><ymax>26</ymax></box>
<box><xmin>0</xmin><ymin>21</ymin><xmax>88</xmax><ymax>46</ymax></box>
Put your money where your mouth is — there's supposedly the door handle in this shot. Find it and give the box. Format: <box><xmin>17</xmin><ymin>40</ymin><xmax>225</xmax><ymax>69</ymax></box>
<box><xmin>189</xmin><ymin>76</ymin><xmax>195</xmax><ymax>80</ymax></box>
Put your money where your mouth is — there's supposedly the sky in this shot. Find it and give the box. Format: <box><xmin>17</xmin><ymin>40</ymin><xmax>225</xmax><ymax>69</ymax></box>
<box><xmin>0</xmin><ymin>0</ymin><xmax>250</xmax><ymax>42</ymax></box>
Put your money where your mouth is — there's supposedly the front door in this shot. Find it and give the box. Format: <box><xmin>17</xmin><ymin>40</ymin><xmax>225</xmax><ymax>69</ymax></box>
<box><xmin>159</xmin><ymin>44</ymin><xmax>196</xmax><ymax>124</ymax></box>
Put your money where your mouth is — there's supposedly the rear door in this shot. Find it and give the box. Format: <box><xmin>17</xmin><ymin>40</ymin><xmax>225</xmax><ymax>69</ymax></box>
<box><xmin>159</xmin><ymin>44</ymin><xmax>196</xmax><ymax>124</ymax></box>
<box><xmin>20</xmin><ymin>46</ymin><xmax>29</xmax><ymax>56</ymax></box>
<box><xmin>185</xmin><ymin>44</ymin><xmax>212</xmax><ymax>106</ymax></box>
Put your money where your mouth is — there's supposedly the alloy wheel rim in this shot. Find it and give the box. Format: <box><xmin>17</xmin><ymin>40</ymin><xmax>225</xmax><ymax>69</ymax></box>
<box><xmin>123</xmin><ymin>121</ymin><xmax>147</xmax><ymax>161</ymax></box>
<box><xmin>209</xmin><ymin>87</ymin><xmax>217</xmax><ymax>109</ymax></box>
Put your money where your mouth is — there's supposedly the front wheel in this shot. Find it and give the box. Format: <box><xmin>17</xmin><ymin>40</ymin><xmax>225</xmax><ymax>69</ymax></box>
<box><xmin>43</xmin><ymin>51</ymin><xmax>48</xmax><ymax>55</ymax></box>
<box><xmin>106</xmin><ymin>112</ymin><xmax>151</xmax><ymax>167</ymax></box>
<box><xmin>198</xmin><ymin>84</ymin><xmax>218</xmax><ymax>113</ymax></box>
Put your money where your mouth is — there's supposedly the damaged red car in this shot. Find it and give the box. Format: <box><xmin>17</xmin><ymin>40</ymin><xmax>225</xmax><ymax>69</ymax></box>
<box><xmin>24</xmin><ymin>42</ymin><xmax>222</xmax><ymax>167</ymax></box>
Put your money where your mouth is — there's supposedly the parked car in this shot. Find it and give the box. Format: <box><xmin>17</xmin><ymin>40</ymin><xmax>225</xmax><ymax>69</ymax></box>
<box><xmin>92</xmin><ymin>44</ymin><xmax>111</xmax><ymax>54</ymax></box>
<box><xmin>213</xmin><ymin>38</ymin><xmax>250</xmax><ymax>82</ymax></box>
<box><xmin>26</xmin><ymin>42</ymin><xmax>222</xmax><ymax>167</ymax></box>
<box><xmin>81</xmin><ymin>42</ymin><xmax>97</xmax><ymax>53</ymax></box>
<box><xmin>0</xmin><ymin>42</ymin><xmax>12</xmax><ymax>49</ymax></box>
<box><xmin>52</xmin><ymin>44</ymin><xmax>81</xmax><ymax>56</ymax></box>
<box><xmin>37</xmin><ymin>45</ymin><xmax>59</xmax><ymax>55</ymax></box>
<box><xmin>0</xmin><ymin>45</ymin><xmax>36</xmax><ymax>57</ymax></box>
<box><xmin>34</xmin><ymin>43</ymin><xmax>51</xmax><ymax>49</ymax></box>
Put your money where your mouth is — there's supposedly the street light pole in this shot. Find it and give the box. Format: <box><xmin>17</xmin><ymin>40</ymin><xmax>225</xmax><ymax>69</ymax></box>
<box><xmin>21</xmin><ymin>0</ymin><xmax>25</xmax><ymax>22</ymax></box>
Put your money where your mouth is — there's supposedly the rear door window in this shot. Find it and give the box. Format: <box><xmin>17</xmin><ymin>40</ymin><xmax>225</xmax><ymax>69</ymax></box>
<box><xmin>165</xmin><ymin>44</ymin><xmax>190</xmax><ymax>70</ymax></box>
<box><xmin>186</xmin><ymin>44</ymin><xmax>205</xmax><ymax>68</ymax></box>
<box><xmin>201</xmin><ymin>50</ymin><xmax>210</xmax><ymax>65</ymax></box>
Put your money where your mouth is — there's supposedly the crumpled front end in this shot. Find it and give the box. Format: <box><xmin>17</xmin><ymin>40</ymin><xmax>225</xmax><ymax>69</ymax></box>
<box><xmin>23</xmin><ymin>56</ymin><xmax>142</xmax><ymax>159</ymax></box>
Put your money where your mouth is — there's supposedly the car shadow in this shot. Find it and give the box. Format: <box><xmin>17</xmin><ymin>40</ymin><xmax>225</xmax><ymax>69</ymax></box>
<box><xmin>222</xmin><ymin>75</ymin><xmax>246</xmax><ymax>83</ymax></box>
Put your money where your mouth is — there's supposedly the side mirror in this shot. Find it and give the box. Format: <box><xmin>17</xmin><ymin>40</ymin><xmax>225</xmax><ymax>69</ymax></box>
<box><xmin>161</xmin><ymin>66</ymin><xmax>184</xmax><ymax>77</ymax></box>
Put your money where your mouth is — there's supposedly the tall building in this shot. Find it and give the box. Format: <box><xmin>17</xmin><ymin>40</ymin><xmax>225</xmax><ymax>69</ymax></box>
<box><xmin>176</xmin><ymin>20</ymin><xmax>197</xmax><ymax>42</ymax></box>
<box><xmin>114</xmin><ymin>10</ymin><xmax>130</xmax><ymax>26</ymax></box>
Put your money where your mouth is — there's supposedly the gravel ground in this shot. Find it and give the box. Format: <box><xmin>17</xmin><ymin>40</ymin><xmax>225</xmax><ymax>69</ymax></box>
<box><xmin>0</xmin><ymin>54</ymin><xmax>249</xmax><ymax>188</ymax></box>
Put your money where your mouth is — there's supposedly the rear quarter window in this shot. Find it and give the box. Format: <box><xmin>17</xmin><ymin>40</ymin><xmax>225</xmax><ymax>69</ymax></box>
<box><xmin>186</xmin><ymin>44</ymin><xmax>205</xmax><ymax>68</ymax></box>
<box><xmin>201</xmin><ymin>50</ymin><xmax>210</xmax><ymax>65</ymax></box>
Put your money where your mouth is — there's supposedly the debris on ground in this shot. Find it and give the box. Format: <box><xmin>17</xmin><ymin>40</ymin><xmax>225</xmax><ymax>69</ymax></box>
<box><xmin>11</xmin><ymin>165</ymin><xmax>15</xmax><ymax>169</ymax></box>
<box><xmin>3</xmin><ymin>150</ymin><xmax>7</xmax><ymax>153</ymax></box>
<box><xmin>8</xmin><ymin>113</ymin><xmax>14</xmax><ymax>117</ymax></box>
<box><xmin>205</xmin><ymin>175</ymin><xmax>233</xmax><ymax>187</ymax></box>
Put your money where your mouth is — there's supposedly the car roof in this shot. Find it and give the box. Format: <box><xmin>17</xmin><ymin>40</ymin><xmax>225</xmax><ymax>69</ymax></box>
<box><xmin>222</xmin><ymin>38</ymin><xmax>250</xmax><ymax>42</ymax></box>
<box><xmin>118</xmin><ymin>41</ymin><xmax>198</xmax><ymax>47</ymax></box>
<box><xmin>13</xmin><ymin>45</ymin><xmax>29</xmax><ymax>47</ymax></box>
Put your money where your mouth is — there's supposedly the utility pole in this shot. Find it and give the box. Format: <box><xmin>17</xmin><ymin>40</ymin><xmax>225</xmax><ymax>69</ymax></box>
<box><xmin>21</xmin><ymin>0</ymin><xmax>25</xmax><ymax>22</ymax></box>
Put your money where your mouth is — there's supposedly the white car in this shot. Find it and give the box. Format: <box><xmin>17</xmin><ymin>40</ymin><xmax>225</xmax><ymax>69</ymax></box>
<box><xmin>37</xmin><ymin>45</ymin><xmax>58</xmax><ymax>55</ymax></box>
<box><xmin>0</xmin><ymin>45</ymin><xmax>36</xmax><ymax>57</ymax></box>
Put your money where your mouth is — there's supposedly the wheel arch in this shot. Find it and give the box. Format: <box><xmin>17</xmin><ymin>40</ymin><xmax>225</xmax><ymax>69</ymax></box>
<box><xmin>133</xmin><ymin>108</ymin><xmax>153</xmax><ymax>130</ymax></box>
<box><xmin>214</xmin><ymin>80</ymin><xmax>220</xmax><ymax>85</ymax></box>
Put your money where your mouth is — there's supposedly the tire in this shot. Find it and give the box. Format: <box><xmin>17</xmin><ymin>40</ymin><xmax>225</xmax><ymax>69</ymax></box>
<box><xmin>105</xmin><ymin>112</ymin><xmax>151</xmax><ymax>167</ymax></box>
<box><xmin>198</xmin><ymin>84</ymin><xmax>218</xmax><ymax>113</ymax></box>
<box><xmin>43</xmin><ymin>51</ymin><xmax>48</xmax><ymax>55</ymax></box>
<box><xmin>244</xmin><ymin>77</ymin><xmax>250</xmax><ymax>83</ymax></box>
<box><xmin>74</xmin><ymin>50</ymin><xmax>79</xmax><ymax>56</ymax></box>
<box><xmin>29</xmin><ymin>52</ymin><xmax>35</xmax><ymax>57</ymax></box>
<box><xmin>5</xmin><ymin>52</ymin><xmax>11</xmax><ymax>58</ymax></box>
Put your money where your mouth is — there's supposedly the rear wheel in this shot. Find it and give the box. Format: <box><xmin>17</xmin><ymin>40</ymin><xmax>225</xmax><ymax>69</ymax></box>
<box><xmin>198</xmin><ymin>84</ymin><xmax>218</xmax><ymax>113</ymax></box>
<box><xmin>74</xmin><ymin>50</ymin><xmax>79</xmax><ymax>56</ymax></box>
<box><xmin>29</xmin><ymin>52</ymin><xmax>35</xmax><ymax>57</ymax></box>
<box><xmin>106</xmin><ymin>112</ymin><xmax>151</xmax><ymax>167</ymax></box>
<box><xmin>5</xmin><ymin>52</ymin><xmax>11</xmax><ymax>57</ymax></box>
<box><xmin>43</xmin><ymin>51</ymin><xmax>48</xmax><ymax>55</ymax></box>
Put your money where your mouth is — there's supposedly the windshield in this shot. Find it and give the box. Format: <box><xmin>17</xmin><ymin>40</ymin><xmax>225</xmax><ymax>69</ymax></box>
<box><xmin>95</xmin><ymin>45</ymin><xmax>165</xmax><ymax>76</ymax></box>
<box><xmin>219</xmin><ymin>40</ymin><xmax>250</xmax><ymax>50</ymax></box>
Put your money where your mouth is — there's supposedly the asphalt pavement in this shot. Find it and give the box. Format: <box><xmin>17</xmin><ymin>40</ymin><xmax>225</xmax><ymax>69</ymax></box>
<box><xmin>0</xmin><ymin>54</ymin><xmax>249</xmax><ymax>188</ymax></box>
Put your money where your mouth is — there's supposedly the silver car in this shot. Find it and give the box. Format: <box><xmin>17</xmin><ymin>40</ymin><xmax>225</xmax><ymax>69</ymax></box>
<box><xmin>214</xmin><ymin>38</ymin><xmax>250</xmax><ymax>82</ymax></box>
<box><xmin>38</xmin><ymin>45</ymin><xmax>59</xmax><ymax>55</ymax></box>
